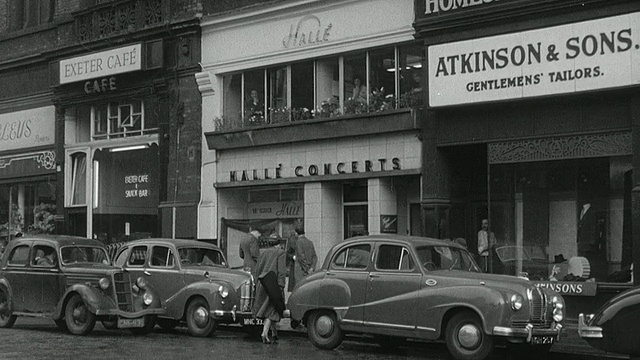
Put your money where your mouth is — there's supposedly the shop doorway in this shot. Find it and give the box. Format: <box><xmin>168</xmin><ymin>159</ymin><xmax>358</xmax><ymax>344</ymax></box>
<box><xmin>344</xmin><ymin>205</ymin><xmax>368</xmax><ymax>239</ymax></box>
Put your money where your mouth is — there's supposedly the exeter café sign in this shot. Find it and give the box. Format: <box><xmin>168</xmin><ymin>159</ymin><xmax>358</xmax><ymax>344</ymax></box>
<box><xmin>428</xmin><ymin>12</ymin><xmax>640</xmax><ymax>107</ymax></box>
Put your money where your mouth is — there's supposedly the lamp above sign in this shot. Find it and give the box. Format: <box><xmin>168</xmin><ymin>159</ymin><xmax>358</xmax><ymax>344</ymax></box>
<box><xmin>59</xmin><ymin>44</ymin><xmax>142</xmax><ymax>85</ymax></box>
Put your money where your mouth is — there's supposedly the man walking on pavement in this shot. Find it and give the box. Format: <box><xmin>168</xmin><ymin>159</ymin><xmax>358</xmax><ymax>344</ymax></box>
<box><xmin>292</xmin><ymin>225</ymin><xmax>317</xmax><ymax>289</ymax></box>
<box><xmin>240</xmin><ymin>229</ymin><xmax>261</xmax><ymax>273</ymax></box>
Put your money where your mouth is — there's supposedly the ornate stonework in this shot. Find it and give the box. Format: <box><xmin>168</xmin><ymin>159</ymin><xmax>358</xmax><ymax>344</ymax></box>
<box><xmin>488</xmin><ymin>132</ymin><xmax>632</xmax><ymax>164</ymax></box>
<box><xmin>0</xmin><ymin>151</ymin><xmax>56</xmax><ymax>170</ymax></box>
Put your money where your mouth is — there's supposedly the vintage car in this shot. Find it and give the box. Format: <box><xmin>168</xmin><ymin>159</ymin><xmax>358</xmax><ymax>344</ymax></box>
<box><xmin>0</xmin><ymin>235</ymin><xmax>164</xmax><ymax>335</ymax></box>
<box><xmin>111</xmin><ymin>238</ymin><xmax>257</xmax><ymax>337</ymax></box>
<box><xmin>288</xmin><ymin>235</ymin><xmax>565</xmax><ymax>360</ymax></box>
<box><xmin>578</xmin><ymin>285</ymin><xmax>640</xmax><ymax>357</ymax></box>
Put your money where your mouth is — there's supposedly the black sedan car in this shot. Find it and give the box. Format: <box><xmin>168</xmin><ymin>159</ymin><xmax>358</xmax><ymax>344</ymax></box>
<box><xmin>578</xmin><ymin>285</ymin><xmax>640</xmax><ymax>357</ymax></box>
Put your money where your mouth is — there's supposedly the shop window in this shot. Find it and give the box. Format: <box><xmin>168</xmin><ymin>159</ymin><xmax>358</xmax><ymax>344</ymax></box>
<box><xmin>398</xmin><ymin>44</ymin><xmax>424</xmax><ymax>107</ymax></box>
<box><xmin>291</xmin><ymin>61</ymin><xmax>314</xmax><ymax>121</ymax></box>
<box><xmin>92</xmin><ymin>100</ymin><xmax>151</xmax><ymax>140</ymax></box>
<box><xmin>268</xmin><ymin>66</ymin><xmax>289</xmax><ymax>123</ymax></box>
<box><xmin>69</xmin><ymin>152</ymin><xmax>87</xmax><ymax>206</ymax></box>
<box><xmin>0</xmin><ymin>181</ymin><xmax>56</xmax><ymax>244</ymax></box>
<box><xmin>344</xmin><ymin>52</ymin><xmax>367</xmax><ymax>115</ymax></box>
<box><xmin>222</xmin><ymin>73</ymin><xmax>243</xmax><ymax>128</ymax></box>
<box><xmin>315</xmin><ymin>57</ymin><xmax>340</xmax><ymax>118</ymax></box>
<box><xmin>244</xmin><ymin>69</ymin><xmax>265</xmax><ymax>126</ymax></box>
<box><xmin>369</xmin><ymin>47</ymin><xmax>396</xmax><ymax>112</ymax></box>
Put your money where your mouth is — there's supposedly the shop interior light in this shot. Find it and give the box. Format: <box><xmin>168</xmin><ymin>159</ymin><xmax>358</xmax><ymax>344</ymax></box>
<box><xmin>109</xmin><ymin>144</ymin><xmax>148</xmax><ymax>153</ymax></box>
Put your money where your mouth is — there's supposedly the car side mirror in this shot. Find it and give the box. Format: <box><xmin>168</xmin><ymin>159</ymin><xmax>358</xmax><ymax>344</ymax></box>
<box><xmin>204</xmin><ymin>271</ymin><xmax>210</xmax><ymax>279</ymax></box>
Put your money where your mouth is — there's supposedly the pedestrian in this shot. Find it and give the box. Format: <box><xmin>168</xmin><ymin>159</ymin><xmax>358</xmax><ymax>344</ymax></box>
<box><xmin>477</xmin><ymin>219</ymin><xmax>496</xmax><ymax>272</ymax></box>
<box><xmin>292</xmin><ymin>225</ymin><xmax>317</xmax><ymax>288</ymax></box>
<box><xmin>252</xmin><ymin>237</ymin><xmax>287</xmax><ymax>344</ymax></box>
<box><xmin>239</xmin><ymin>229</ymin><xmax>261</xmax><ymax>273</ymax></box>
<box><xmin>285</xmin><ymin>230</ymin><xmax>298</xmax><ymax>292</ymax></box>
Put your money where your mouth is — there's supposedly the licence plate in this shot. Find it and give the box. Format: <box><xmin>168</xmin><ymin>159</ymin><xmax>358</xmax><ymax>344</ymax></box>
<box><xmin>118</xmin><ymin>317</ymin><xmax>145</xmax><ymax>329</ymax></box>
<box><xmin>531</xmin><ymin>336</ymin><xmax>554</xmax><ymax>345</ymax></box>
<box><xmin>243</xmin><ymin>318</ymin><xmax>263</xmax><ymax>326</ymax></box>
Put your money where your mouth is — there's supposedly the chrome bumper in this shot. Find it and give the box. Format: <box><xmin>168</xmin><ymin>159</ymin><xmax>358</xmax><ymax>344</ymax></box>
<box><xmin>493</xmin><ymin>323</ymin><xmax>563</xmax><ymax>342</ymax></box>
<box><xmin>94</xmin><ymin>308</ymin><xmax>165</xmax><ymax>317</ymax></box>
<box><xmin>210</xmin><ymin>308</ymin><xmax>290</xmax><ymax>322</ymax></box>
<box><xmin>577</xmin><ymin>313</ymin><xmax>603</xmax><ymax>339</ymax></box>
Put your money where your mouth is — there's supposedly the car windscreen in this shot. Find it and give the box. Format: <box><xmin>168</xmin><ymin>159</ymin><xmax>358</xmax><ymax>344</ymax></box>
<box><xmin>415</xmin><ymin>245</ymin><xmax>480</xmax><ymax>272</ymax></box>
<box><xmin>60</xmin><ymin>246</ymin><xmax>109</xmax><ymax>265</ymax></box>
<box><xmin>177</xmin><ymin>247</ymin><xmax>226</xmax><ymax>267</ymax></box>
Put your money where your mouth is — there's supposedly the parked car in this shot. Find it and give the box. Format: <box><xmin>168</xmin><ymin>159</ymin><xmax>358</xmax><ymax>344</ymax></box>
<box><xmin>0</xmin><ymin>235</ymin><xmax>164</xmax><ymax>335</ymax></box>
<box><xmin>111</xmin><ymin>238</ymin><xmax>257</xmax><ymax>337</ymax></box>
<box><xmin>578</xmin><ymin>285</ymin><xmax>640</xmax><ymax>357</ymax></box>
<box><xmin>287</xmin><ymin>235</ymin><xmax>565</xmax><ymax>360</ymax></box>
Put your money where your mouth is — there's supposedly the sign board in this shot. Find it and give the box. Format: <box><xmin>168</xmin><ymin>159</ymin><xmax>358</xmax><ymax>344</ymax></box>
<box><xmin>428</xmin><ymin>12</ymin><xmax>640</xmax><ymax>107</ymax></box>
<box><xmin>59</xmin><ymin>44</ymin><xmax>142</xmax><ymax>84</ymax></box>
<box><xmin>533</xmin><ymin>281</ymin><xmax>597</xmax><ymax>297</ymax></box>
<box><xmin>247</xmin><ymin>201</ymin><xmax>303</xmax><ymax>220</ymax></box>
<box><xmin>380</xmin><ymin>215</ymin><xmax>398</xmax><ymax>234</ymax></box>
<box><xmin>0</xmin><ymin>106</ymin><xmax>55</xmax><ymax>152</ymax></box>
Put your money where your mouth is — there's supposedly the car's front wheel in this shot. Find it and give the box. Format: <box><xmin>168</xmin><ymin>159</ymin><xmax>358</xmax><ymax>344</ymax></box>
<box><xmin>0</xmin><ymin>285</ymin><xmax>16</xmax><ymax>328</ymax></box>
<box><xmin>65</xmin><ymin>294</ymin><xmax>96</xmax><ymax>335</ymax></box>
<box><xmin>185</xmin><ymin>298</ymin><xmax>216</xmax><ymax>337</ymax></box>
<box><xmin>307</xmin><ymin>310</ymin><xmax>344</xmax><ymax>350</ymax></box>
<box><xmin>445</xmin><ymin>311</ymin><xmax>494</xmax><ymax>360</ymax></box>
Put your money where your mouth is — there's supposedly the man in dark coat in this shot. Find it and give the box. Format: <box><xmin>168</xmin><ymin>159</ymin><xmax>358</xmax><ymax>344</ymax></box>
<box><xmin>239</xmin><ymin>229</ymin><xmax>261</xmax><ymax>273</ymax></box>
<box><xmin>577</xmin><ymin>201</ymin><xmax>606</xmax><ymax>280</ymax></box>
<box><xmin>292</xmin><ymin>225</ymin><xmax>317</xmax><ymax>288</ymax></box>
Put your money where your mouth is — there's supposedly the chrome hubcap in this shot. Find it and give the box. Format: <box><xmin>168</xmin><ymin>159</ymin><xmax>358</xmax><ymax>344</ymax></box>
<box><xmin>193</xmin><ymin>306</ymin><xmax>209</xmax><ymax>327</ymax></box>
<box><xmin>72</xmin><ymin>305</ymin><xmax>87</xmax><ymax>323</ymax></box>
<box><xmin>315</xmin><ymin>315</ymin><xmax>334</xmax><ymax>337</ymax></box>
<box><xmin>458</xmin><ymin>324</ymin><xmax>481</xmax><ymax>349</ymax></box>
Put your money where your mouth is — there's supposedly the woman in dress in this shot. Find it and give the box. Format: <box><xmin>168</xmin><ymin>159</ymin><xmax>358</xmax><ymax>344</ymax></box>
<box><xmin>252</xmin><ymin>237</ymin><xmax>287</xmax><ymax>344</ymax></box>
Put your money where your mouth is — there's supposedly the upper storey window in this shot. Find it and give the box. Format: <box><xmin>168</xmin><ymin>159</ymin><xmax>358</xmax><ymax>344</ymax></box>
<box><xmin>92</xmin><ymin>100</ymin><xmax>155</xmax><ymax>140</ymax></box>
<box><xmin>11</xmin><ymin>0</ymin><xmax>55</xmax><ymax>30</ymax></box>
<box><xmin>219</xmin><ymin>42</ymin><xmax>424</xmax><ymax>130</ymax></box>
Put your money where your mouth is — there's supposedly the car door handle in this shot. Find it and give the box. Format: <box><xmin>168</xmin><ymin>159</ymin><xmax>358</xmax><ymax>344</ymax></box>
<box><xmin>143</xmin><ymin>270</ymin><xmax>151</xmax><ymax>276</ymax></box>
<box><xmin>369</xmin><ymin>274</ymin><xmax>380</xmax><ymax>278</ymax></box>
<box><xmin>326</xmin><ymin>272</ymin><xmax>335</xmax><ymax>276</ymax></box>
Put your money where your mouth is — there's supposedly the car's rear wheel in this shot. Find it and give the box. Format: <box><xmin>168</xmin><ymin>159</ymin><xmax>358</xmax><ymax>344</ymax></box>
<box><xmin>445</xmin><ymin>311</ymin><xmax>494</xmax><ymax>360</ymax></box>
<box><xmin>157</xmin><ymin>318</ymin><xmax>180</xmax><ymax>331</ymax></box>
<box><xmin>0</xmin><ymin>285</ymin><xmax>16</xmax><ymax>328</ymax></box>
<box><xmin>185</xmin><ymin>298</ymin><xmax>216</xmax><ymax>337</ymax></box>
<box><xmin>307</xmin><ymin>310</ymin><xmax>344</xmax><ymax>350</ymax></box>
<box><xmin>130</xmin><ymin>315</ymin><xmax>157</xmax><ymax>335</ymax></box>
<box><xmin>65</xmin><ymin>294</ymin><xmax>96</xmax><ymax>335</ymax></box>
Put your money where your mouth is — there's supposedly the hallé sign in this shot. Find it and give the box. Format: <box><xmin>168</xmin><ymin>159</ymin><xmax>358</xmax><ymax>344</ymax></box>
<box><xmin>429</xmin><ymin>12</ymin><xmax>640</xmax><ymax>107</ymax></box>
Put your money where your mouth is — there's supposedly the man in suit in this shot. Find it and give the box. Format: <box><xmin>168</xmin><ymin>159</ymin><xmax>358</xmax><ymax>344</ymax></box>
<box><xmin>292</xmin><ymin>225</ymin><xmax>317</xmax><ymax>289</ymax></box>
<box><xmin>239</xmin><ymin>229</ymin><xmax>261</xmax><ymax>273</ymax></box>
<box><xmin>577</xmin><ymin>201</ymin><xmax>607</xmax><ymax>280</ymax></box>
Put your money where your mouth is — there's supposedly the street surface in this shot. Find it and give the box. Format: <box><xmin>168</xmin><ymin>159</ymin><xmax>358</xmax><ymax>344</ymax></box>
<box><xmin>0</xmin><ymin>318</ymin><xmax>603</xmax><ymax>360</ymax></box>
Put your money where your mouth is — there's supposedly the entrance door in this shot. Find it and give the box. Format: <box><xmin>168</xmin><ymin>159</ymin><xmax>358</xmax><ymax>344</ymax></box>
<box><xmin>344</xmin><ymin>205</ymin><xmax>368</xmax><ymax>239</ymax></box>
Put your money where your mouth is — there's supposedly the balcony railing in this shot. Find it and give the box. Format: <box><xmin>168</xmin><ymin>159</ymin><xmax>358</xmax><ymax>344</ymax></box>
<box><xmin>74</xmin><ymin>0</ymin><xmax>173</xmax><ymax>42</ymax></box>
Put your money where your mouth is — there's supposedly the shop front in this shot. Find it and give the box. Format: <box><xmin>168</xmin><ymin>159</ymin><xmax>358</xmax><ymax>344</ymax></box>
<box><xmin>416</xmin><ymin>0</ymin><xmax>639</xmax><ymax>326</ymax></box>
<box><xmin>197</xmin><ymin>0</ymin><xmax>422</xmax><ymax>260</ymax></box>
<box><xmin>213</xmin><ymin>132</ymin><xmax>422</xmax><ymax>266</ymax></box>
<box><xmin>0</xmin><ymin>105</ymin><xmax>57</xmax><ymax>249</ymax></box>
<box><xmin>54</xmin><ymin>43</ymin><xmax>164</xmax><ymax>243</ymax></box>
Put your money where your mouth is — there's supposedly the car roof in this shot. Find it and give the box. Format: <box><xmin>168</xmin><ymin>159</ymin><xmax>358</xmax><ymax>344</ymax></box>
<box><xmin>10</xmin><ymin>235</ymin><xmax>105</xmax><ymax>248</ymax></box>
<box><xmin>340</xmin><ymin>234</ymin><xmax>465</xmax><ymax>249</ymax></box>
<box><xmin>125</xmin><ymin>238</ymin><xmax>221</xmax><ymax>250</ymax></box>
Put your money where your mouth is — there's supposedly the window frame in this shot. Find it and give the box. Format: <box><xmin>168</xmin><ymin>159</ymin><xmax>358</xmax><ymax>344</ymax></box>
<box><xmin>150</xmin><ymin>245</ymin><xmax>175</xmax><ymax>268</ymax></box>
<box><xmin>330</xmin><ymin>243</ymin><xmax>371</xmax><ymax>271</ymax></box>
<box><xmin>7</xmin><ymin>245</ymin><xmax>31</xmax><ymax>267</ymax></box>
<box><xmin>374</xmin><ymin>244</ymin><xmax>416</xmax><ymax>272</ymax></box>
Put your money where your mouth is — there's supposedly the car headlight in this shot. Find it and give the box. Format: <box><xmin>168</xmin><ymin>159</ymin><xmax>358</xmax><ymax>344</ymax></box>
<box><xmin>510</xmin><ymin>294</ymin><xmax>523</xmax><ymax>311</ymax></box>
<box><xmin>218</xmin><ymin>285</ymin><xmax>229</xmax><ymax>298</ymax></box>
<box><xmin>552</xmin><ymin>295</ymin><xmax>564</xmax><ymax>309</ymax></box>
<box><xmin>136</xmin><ymin>277</ymin><xmax>147</xmax><ymax>289</ymax></box>
<box><xmin>99</xmin><ymin>277</ymin><xmax>110</xmax><ymax>290</ymax></box>
<box><xmin>143</xmin><ymin>292</ymin><xmax>153</xmax><ymax>306</ymax></box>
<box><xmin>553</xmin><ymin>307</ymin><xmax>564</xmax><ymax>322</ymax></box>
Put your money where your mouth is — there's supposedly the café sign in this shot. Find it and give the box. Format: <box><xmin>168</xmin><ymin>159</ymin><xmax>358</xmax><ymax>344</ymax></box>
<box><xmin>428</xmin><ymin>12</ymin><xmax>640</xmax><ymax>107</ymax></box>
<box><xmin>59</xmin><ymin>44</ymin><xmax>142</xmax><ymax>85</ymax></box>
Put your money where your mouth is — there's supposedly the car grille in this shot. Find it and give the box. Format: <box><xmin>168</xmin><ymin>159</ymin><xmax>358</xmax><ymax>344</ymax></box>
<box><xmin>530</xmin><ymin>286</ymin><xmax>547</xmax><ymax>322</ymax></box>
<box><xmin>113</xmin><ymin>272</ymin><xmax>133</xmax><ymax>312</ymax></box>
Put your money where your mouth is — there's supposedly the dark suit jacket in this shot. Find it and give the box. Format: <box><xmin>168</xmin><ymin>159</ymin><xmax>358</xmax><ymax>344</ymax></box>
<box><xmin>239</xmin><ymin>233</ymin><xmax>260</xmax><ymax>272</ymax></box>
<box><xmin>577</xmin><ymin>207</ymin><xmax>598</xmax><ymax>254</ymax></box>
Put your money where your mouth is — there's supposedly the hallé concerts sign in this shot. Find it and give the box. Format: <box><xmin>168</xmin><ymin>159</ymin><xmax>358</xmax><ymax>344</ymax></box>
<box><xmin>428</xmin><ymin>12</ymin><xmax>640</xmax><ymax>107</ymax></box>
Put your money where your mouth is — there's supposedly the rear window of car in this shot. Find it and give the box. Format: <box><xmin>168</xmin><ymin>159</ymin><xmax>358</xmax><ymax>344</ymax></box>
<box><xmin>331</xmin><ymin>244</ymin><xmax>371</xmax><ymax>270</ymax></box>
<box><xmin>128</xmin><ymin>246</ymin><xmax>148</xmax><ymax>266</ymax></box>
<box><xmin>375</xmin><ymin>245</ymin><xmax>415</xmax><ymax>271</ymax></box>
<box><xmin>151</xmin><ymin>246</ymin><xmax>175</xmax><ymax>268</ymax></box>
<box><xmin>7</xmin><ymin>245</ymin><xmax>30</xmax><ymax>266</ymax></box>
